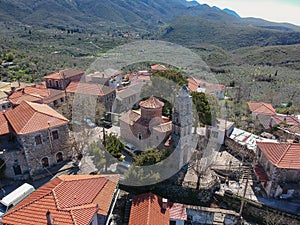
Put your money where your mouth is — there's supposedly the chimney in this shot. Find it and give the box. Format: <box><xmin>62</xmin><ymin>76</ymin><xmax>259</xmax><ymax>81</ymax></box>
<box><xmin>162</xmin><ymin>198</ymin><xmax>168</xmax><ymax>210</ymax></box>
<box><xmin>46</xmin><ymin>210</ymin><xmax>53</xmax><ymax>225</ymax></box>
<box><xmin>17</xmin><ymin>78</ymin><xmax>20</xmax><ymax>87</ymax></box>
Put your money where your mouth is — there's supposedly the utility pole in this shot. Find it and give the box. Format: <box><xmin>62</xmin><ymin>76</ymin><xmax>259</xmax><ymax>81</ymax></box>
<box><xmin>102</xmin><ymin>127</ymin><xmax>108</xmax><ymax>172</ymax></box>
<box><xmin>239</xmin><ymin>172</ymin><xmax>249</xmax><ymax>218</ymax></box>
<box><xmin>47</xmin><ymin>122</ymin><xmax>54</xmax><ymax>154</ymax></box>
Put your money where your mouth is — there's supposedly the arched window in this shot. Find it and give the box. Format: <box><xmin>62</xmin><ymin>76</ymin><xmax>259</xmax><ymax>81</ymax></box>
<box><xmin>41</xmin><ymin>157</ymin><xmax>49</xmax><ymax>167</ymax></box>
<box><xmin>138</xmin><ymin>132</ymin><xmax>142</xmax><ymax>140</ymax></box>
<box><xmin>56</xmin><ymin>152</ymin><xmax>63</xmax><ymax>163</ymax></box>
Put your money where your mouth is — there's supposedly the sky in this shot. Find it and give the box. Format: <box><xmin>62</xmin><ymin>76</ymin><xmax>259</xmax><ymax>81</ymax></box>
<box><xmin>194</xmin><ymin>0</ymin><xmax>300</xmax><ymax>26</ymax></box>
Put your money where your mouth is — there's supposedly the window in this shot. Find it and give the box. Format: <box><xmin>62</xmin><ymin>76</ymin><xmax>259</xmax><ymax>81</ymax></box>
<box><xmin>13</xmin><ymin>164</ymin><xmax>22</xmax><ymax>175</ymax></box>
<box><xmin>35</xmin><ymin>135</ymin><xmax>42</xmax><ymax>145</ymax></box>
<box><xmin>56</xmin><ymin>152</ymin><xmax>63</xmax><ymax>163</ymax></box>
<box><xmin>52</xmin><ymin>130</ymin><xmax>59</xmax><ymax>140</ymax></box>
<box><xmin>48</xmin><ymin>80</ymin><xmax>52</xmax><ymax>87</ymax></box>
<box><xmin>41</xmin><ymin>157</ymin><xmax>49</xmax><ymax>167</ymax></box>
<box><xmin>55</xmin><ymin>80</ymin><xmax>59</xmax><ymax>88</ymax></box>
<box><xmin>138</xmin><ymin>132</ymin><xmax>142</xmax><ymax>140</ymax></box>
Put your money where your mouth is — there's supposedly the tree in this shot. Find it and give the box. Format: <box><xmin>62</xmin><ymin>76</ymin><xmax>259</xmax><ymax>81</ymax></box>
<box><xmin>152</xmin><ymin>70</ymin><xmax>188</xmax><ymax>86</ymax></box>
<box><xmin>105</xmin><ymin>133</ymin><xmax>124</xmax><ymax>160</ymax></box>
<box><xmin>133</xmin><ymin>148</ymin><xmax>169</xmax><ymax>166</ymax></box>
<box><xmin>191</xmin><ymin>92</ymin><xmax>213</xmax><ymax>126</ymax></box>
<box><xmin>89</xmin><ymin>140</ymin><xmax>106</xmax><ymax>170</ymax></box>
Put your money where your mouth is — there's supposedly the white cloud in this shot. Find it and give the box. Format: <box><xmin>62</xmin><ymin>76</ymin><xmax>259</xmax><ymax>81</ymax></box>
<box><xmin>195</xmin><ymin>0</ymin><xmax>300</xmax><ymax>25</ymax></box>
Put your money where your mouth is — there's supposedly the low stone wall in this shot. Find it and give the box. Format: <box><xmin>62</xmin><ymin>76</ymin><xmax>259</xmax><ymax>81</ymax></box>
<box><xmin>224</xmin><ymin>137</ymin><xmax>255</xmax><ymax>162</ymax></box>
<box><xmin>215</xmin><ymin>193</ymin><xmax>300</xmax><ymax>224</ymax></box>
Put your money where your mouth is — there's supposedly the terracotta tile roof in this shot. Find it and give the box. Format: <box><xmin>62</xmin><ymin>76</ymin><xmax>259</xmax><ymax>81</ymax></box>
<box><xmin>0</xmin><ymin>111</ymin><xmax>10</xmax><ymax>135</ymax></box>
<box><xmin>129</xmin><ymin>193</ymin><xmax>170</xmax><ymax>225</ymax></box>
<box><xmin>188</xmin><ymin>77</ymin><xmax>225</xmax><ymax>93</ymax></box>
<box><xmin>4</xmin><ymin>101</ymin><xmax>68</xmax><ymax>134</ymax></box>
<box><xmin>153</xmin><ymin>121</ymin><xmax>172</xmax><ymax>133</ymax></box>
<box><xmin>271</xmin><ymin>114</ymin><xmax>300</xmax><ymax>126</ymax></box>
<box><xmin>257</xmin><ymin>142</ymin><xmax>300</xmax><ymax>169</ymax></box>
<box><xmin>66</xmin><ymin>81</ymin><xmax>115</xmax><ymax>96</ymax></box>
<box><xmin>169</xmin><ymin>203</ymin><xmax>187</xmax><ymax>221</ymax></box>
<box><xmin>8</xmin><ymin>85</ymin><xmax>65</xmax><ymax>105</ymax></box>
<box><xmin>139</xmin><ymin>96</ymin><xmax>164</xmax><ymax>109</ymax></box>
<box><xmin>44</xmin><ymin>68</ymin><xmax>84</xmax><ymax>80</ymax></box>
<box><xmin>151</xmin><ymin>64</ymin><xmax>168</xmax><ymax>71</ymax></box>
<box><xmin>1</xmin><ymin>174</ymin><xmax>119</xmax><ymax>225</ymax></box>
<box><xmin>247</xmin><ymin>102</ymin><xmax>276</xmax><ymax>115</ymax></box>
<box><xmin>282</xmin><ymin>125</ymin><xmax>300</xmax><ymax>135</ymax></box>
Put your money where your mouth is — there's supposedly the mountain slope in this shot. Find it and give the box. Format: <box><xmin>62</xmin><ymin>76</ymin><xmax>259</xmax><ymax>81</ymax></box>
<box><xmin>160</xmin><ymin>16</ymin><xmax>300</xmax><ymax>50</ymax></box>
<box><xmin>1</xmin><ymin>0</ymin><xmax>300</xmax><ymax>33</ymax></box>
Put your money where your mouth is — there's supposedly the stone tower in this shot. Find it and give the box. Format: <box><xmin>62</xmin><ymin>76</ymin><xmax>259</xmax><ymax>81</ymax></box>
<box><xmin>172</xmin><ymin>85</ymin><xmax>193</xmax><ymax>168</ymax></box>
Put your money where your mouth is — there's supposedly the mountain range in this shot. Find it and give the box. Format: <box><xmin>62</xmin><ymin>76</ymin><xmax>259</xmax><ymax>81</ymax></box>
<box><xmin>1</xmin><ymin>0</ymin><xmax>300</xmax><ymax>31</ymax></box>
<box><xmin>1</xmin><ymin>0</ymin><xmax>300</xmax><ymax>50</ymax></box>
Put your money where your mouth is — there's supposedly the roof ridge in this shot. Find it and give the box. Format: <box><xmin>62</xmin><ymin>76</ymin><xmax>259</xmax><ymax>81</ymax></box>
<box><xmin>6</xmin><ymin>178</ymin><xmax>62</xmax><ymax>216</ymax></box>
<box><xmin>26</xmin><ymin>101</ymin><xmax>68</xmax><ymax>122</ymax></box>
<box><xmin>70</xmin><ymin>209</ymin><xmax>78</xmax><ymax>225</ymax></box>
<box><xmin>262</xmin><ymin>102</ymin><xmax>275</xmax><ymax>112</ymax></box>
<box><xmin>276</xmin><ymin>143</ymin><xmax>292</xmax><ymax>166</ymax></box>
<box><xmin>19</xmin><ymin>111</ymin><xmax>39</xmax><ymax>134</ymax></box>
<box><xmin>146</xmin><ymin>193</ymin><xmax>152</xmax><ymax>225</ymax></box>
<box><xmin>91</xmin><ymin>177</ymin><xmax>109</xmax><ymax>203</ymax></box>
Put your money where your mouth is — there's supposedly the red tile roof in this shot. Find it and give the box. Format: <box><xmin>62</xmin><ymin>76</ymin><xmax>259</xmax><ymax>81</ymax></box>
<box><xmin>271</xmin><ymin>114</ymin><xmax>300</xmax><ymax>126</ymax></box>
<box><xmin>188</xmin><ymin>77</ymin><xmax>225</xmax><ymax>93</ymax></box>
<box><xmin>169</xmin><ymin>203</ymin><xmax>187</xmax><ymax>221</ymax></box>
<box><xmin>139</xmin><ymin>96</ymin><xmax>164</xmax><ymax>109</ymax></box>
<box><xmin>8</xmin><ymin>85</ymin><xmax>65</xmax><ymax>105</ymax></box>
<box><xmin>257</xmin><ymin>142</ymin><xmax>300</xmax><ymax>169</ymax></box>
<box><xmin>44</xmin><ymin>68</ymin><xmax>84</xmax><ymax>80</ymax></box>
<box><xmin>0</xmin><ymin>111</ymin><xmax>10</xmax><ymax>135</ymax></box>
<box><xmin>66</xmin><ymin>81</ymin><xmax>115</xmax><ymax>96</ymax></box>
<box><xmin>151</xmin><ymin>64</ymin><xmax>168</xmax><ymax>71</ymax></box>
<box><xmin>247</xmin><ymin>102</ymin><xmax>276</xmax><ymax>115</ymax></box>
<box><xmin>129</xmin><ymin>193</ymin><xmax>170</xmax><ymax>225</ymax></box>
<box><xmin>1</xmin><ymin>174</ymin><xmax>119</xmax><ymax>225</ymax></box>
<box><xmin>4</xmin><ymin>101</ymin><xmax>68</xmax><ymax>134</ymax></box>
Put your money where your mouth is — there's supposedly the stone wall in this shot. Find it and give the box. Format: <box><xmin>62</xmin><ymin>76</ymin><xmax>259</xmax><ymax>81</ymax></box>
<box><xmin>18</xmin><ymin>124</ymin><xmax>72</xmax><ymax>177</ymax></box>
<box><xmin>224</xmin><ymin>137</ymin><xmax>255</xmax><ymax>162</ymax></box>
<box><xmin>216</xmin><ymin>193</ymin><xmax>300</xmax><ymax>224</ymax></box>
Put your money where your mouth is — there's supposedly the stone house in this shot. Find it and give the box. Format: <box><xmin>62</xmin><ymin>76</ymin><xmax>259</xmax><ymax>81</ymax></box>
<box><xmin>150</xmin><ymin>64</ymin><xmax>168</xmax><ymax>73</ymax></box>
<box><xmin>66</xmin><ymin>81</ymin><xmax>116</xmax><ymax>114</ymax></box>
<box><xmin>0</xmin><ymin>101</ymin><xmax>72</xmax><ymax>180</ymax></box>
<box><xmin>256</xmin><ymin>142</ymin><xmax>300</xmax><ymax>198</ymax></box>
<box><xmin>0</xmin><ymin>81</ymin><xmax>32</xmax><ymax>111</ymax></box>
<box><xmin>1</xmin><ymin>174</ymin><xmax>120</xmax><ymax>225</ymax></box>
<box><xmin>247</xmin><ymin>102</ymin><xmax>276</xmax><ymax>129</ymax></box>
<box><xmin>44</xmin><ymin>68</ymin><xmax>84</xmax><ymax>90</ymax></box>
<box><xmin>188</xmin><ymin>77</ymin><xmax>226</xmax><ymax>100</ymax></box>
<box><xmin>112</xmin><ymin>82</ymin><xmax>142</xmax><ymax>116</ymax></box>
<box><xmin>8</xmin><ymin>83</ymin><xmax>66</xmax><ymax>108</ymax></box>
<box><xmin>129</xmin><ymin>192</ymin><xmax>187</xmax><ymax>225</ymax></box>
<box><xmin>84</xmin><ymin>70</ymin><xmax>123</xmax><ymax>89</ymax></box>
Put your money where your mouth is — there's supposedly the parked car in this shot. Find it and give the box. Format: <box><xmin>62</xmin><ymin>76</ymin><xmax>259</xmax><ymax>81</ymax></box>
<box><xmin>0</xmin><ymin>183</ymin><xmax>35</xmax><ymax>219</ymax></box>
<box><xmin>133</xmin><ymin>150</ymin><xmax>143</xmax><ymax>156</ymax></box>
<box><xmin>84</xmin><ymin>118</ymin><xmax>96</xmax><ymax>127</ymax></box>
<box><xmin>124</xmin><ymin>143</ymin><xmax>136</xmax><ymax>153</ymax></box>
<box><xmin>116</xmin><ymin>161</ymin><xmax>131</xmax><ymax>174</ymax></box>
